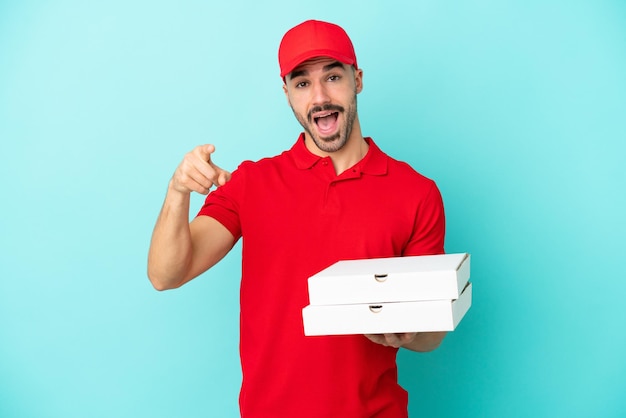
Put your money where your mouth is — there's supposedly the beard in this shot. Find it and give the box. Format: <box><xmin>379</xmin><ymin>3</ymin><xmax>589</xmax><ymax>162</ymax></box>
<box><xmin>291</xmin><ymin>93</ymin><xmax>358</xmax><ymax>153</ymax></box>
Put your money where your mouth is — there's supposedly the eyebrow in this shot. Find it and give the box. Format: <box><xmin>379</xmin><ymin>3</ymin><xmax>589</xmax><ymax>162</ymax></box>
<box><xmin>289</xmin><ymin>61</ymin><xmax>346</xmax><ymax>80</ymax></box>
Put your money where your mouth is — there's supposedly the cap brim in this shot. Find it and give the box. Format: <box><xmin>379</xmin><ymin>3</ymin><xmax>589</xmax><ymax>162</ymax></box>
<box><xmin>281</xmin><ymin>50</ymin><xmax>357</xmax><ymax>78</ymax></box>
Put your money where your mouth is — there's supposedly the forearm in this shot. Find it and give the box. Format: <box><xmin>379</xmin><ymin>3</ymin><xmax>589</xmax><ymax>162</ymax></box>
<box><xmin>402</xmin><ymin>332</ymin><xmax>447</xmax><ymax>352</ymax></box>
<box><xmin>147</xmin><ymin>183</ymin><xmax>194</xmax><ymax>290</ymax></box>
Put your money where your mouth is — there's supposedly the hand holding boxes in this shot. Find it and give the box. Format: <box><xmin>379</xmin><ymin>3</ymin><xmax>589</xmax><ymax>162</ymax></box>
<box><xmin>302</xmin><ymin>253</ymin><xmax>472</xmax><ymax>336</ymax></box>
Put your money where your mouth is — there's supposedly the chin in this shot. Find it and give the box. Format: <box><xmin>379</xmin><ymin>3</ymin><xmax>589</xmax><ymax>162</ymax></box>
<box><xmin>314</xmin><ymin>135</ymin><xmax>347</xmax><ymax>153</ymax></box>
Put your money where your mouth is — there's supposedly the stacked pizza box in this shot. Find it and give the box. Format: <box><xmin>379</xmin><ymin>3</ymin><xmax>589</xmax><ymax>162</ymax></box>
<box><xmin>302</xmin><ymin>253</ymin><xmax>472</xmax><ymax>336</ymax></box>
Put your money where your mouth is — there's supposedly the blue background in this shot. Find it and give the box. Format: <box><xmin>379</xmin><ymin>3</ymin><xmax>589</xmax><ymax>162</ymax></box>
<box><xmin>1</xmin><ymin>1</ymin><xmax>625</xmax><ymax>417</ymax></box>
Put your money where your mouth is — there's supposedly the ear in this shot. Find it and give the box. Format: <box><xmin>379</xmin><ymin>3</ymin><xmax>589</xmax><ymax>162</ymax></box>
<box><xmin>283</xmin><ymin>83</ymin><xmax>291</xmax><ymax>105</ymax></box>
<box><xmin>354</xmin><ymin>68</ymin><xmax>364</xmax><ymax>94</ymax></box>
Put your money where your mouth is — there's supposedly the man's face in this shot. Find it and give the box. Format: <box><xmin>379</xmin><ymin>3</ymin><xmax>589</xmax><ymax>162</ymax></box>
<box><xmin>283</xmin><ymin>58</ymin><xmax>363</xmax><ymax>153</ymax></box>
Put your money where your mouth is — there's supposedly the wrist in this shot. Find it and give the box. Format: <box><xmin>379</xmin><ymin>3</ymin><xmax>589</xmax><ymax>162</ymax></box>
<box><xmin>166</xmin><ymin>180</ymin><xmax>192</xmax><ymax>206</ymax></box>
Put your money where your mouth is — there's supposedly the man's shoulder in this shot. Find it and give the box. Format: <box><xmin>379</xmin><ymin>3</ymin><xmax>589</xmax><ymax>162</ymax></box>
<box><xmin>385</xmin><ymin>154</ymin><xmax>436</xmax><ymax>186</ymax></box>
<box><xmin>236</xmin><ymin>148</ymin><xmax>292</xmax><ymax>170</ymax></box>
<box><xmin>230</xmin><ymin>147</ymin><xmax>296</xmax><ymax>183</ymax></box>
<box><xmin>367</xmin><ymin>138</ymin><xmax>435</xmax><ymax>184</ymax></box>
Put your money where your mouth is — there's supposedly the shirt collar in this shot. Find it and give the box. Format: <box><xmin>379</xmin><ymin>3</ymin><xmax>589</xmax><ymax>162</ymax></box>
<box><xmin>289</xmin><ymin>133</ymin><xmax>388</xmax><ymax>176</ymax></box>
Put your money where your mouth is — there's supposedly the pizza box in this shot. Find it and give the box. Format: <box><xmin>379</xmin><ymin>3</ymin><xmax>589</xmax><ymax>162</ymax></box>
<box><xmin>307</xmin><ymin>253</ymin><xmax>470</xmax><ymax>305</ymax></box>
<box><xmin>302</xmin><ymin>282</ymin><xmax>472</xmax><ymax>336</ymax></box>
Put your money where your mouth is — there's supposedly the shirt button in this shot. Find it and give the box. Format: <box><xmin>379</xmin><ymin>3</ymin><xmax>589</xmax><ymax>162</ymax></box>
<box><xmin>322</xmin><ymin>161</ymin><xmax>328</xmax><ymax>166</ymax></box>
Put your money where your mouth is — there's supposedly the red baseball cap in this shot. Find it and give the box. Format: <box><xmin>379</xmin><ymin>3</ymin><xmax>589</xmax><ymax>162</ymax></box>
<box><xmin>278</xmin><ymin>20</ymin><xmax>358</xmax><ymax>79</ymax></box>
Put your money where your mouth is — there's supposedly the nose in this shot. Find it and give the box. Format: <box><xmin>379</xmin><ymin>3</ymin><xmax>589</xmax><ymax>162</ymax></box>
<box><xmin>310</xmin><ymin>80</ymin><xmax>331</xmax><ymax>106</ymax></box>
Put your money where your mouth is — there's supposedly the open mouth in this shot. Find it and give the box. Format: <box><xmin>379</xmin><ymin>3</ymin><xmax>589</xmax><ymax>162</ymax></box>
<box><xmin>314</xmin><ymin>111</ymin><xmax>339</xmax><ymax>136</ymax></box>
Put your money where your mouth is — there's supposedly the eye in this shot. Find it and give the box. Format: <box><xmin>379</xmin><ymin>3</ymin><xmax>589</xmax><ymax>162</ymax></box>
<box><xmin>328</xmin><ymin>75</ymin><xmax>341</xmax><ymax>82</ymax></box>
<box><xmin>295</xmin><ymin>81</ymin><xmax>309</xmax><ymax>88</ymax></box>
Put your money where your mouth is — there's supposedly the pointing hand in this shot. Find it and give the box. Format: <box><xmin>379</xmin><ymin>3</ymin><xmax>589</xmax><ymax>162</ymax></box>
<box><xmin>171</xmin><ymin>144</ymin><xmax>232</xmax><ymax>195</ymax></box>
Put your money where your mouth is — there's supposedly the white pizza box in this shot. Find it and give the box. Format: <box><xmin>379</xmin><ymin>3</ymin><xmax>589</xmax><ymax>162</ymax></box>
<box><xmin>302</xmin><ymin>282</ymin><xmax>472</xmax><ymax>336</ymax></box>
<box><xmin>307</xmin><ymin>253</ymin><xmax>470</xmax><ymax>305</ymax></box>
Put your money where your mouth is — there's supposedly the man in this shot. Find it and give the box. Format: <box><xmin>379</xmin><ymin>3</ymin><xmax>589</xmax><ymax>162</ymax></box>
<box><xmin>148</xmin><ymin>20</ymin><xmax>446</xmax><ymax>417</ymax></box>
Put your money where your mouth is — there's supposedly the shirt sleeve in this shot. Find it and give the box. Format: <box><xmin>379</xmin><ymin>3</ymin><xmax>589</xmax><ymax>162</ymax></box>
<box><xmin>402</xmin><ymin>180</ymin><xmax>446</xmax><ymax>256</ymax></box>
